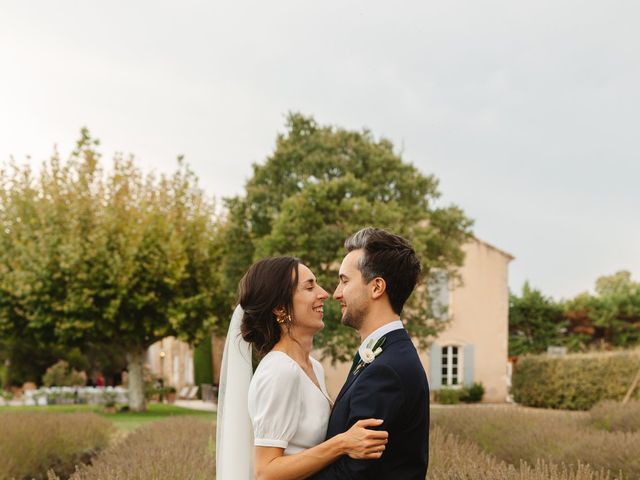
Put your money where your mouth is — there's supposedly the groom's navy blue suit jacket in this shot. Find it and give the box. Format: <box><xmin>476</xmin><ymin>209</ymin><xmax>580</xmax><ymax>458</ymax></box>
<box><xmin>311</xmin><ymin>328</ymin><xmax>429</xmax><ymax>480</ymax></box>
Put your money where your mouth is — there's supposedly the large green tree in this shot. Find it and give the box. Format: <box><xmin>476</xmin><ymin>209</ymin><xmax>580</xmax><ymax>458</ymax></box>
<box><xmin>508</xmin><ymin>282</ymin><xmax>567</xmax><ymax>356</ymax></box>
<box><xmin>564</xmin><ymin>271</ymin><xmax>640</xmax><ymax>347</ymax></box>
<box><xmin>0</xmin><ymin>129</ymin><xmax>218</xmax><ymax>410</ymax></box>
<box><xmin>510</xmin><ymin>272</ymin><xmax>640</xmax><ymax>355</ymax></box>
<box><xmin>214</xmin><ymin>113</ymin><xmax>473</xmax><ymax>361</ymax></box>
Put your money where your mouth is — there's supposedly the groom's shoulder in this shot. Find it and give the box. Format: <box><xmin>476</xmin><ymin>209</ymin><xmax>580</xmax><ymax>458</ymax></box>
<box><xmin>377</xmin><ymin>331</ymin><xmax>427</xmax><ymax>375</ymax></box>
<box><xmin>383</xmin><ymin>329</ymin><xmax>419</xmax><ymax>356</ymax></box>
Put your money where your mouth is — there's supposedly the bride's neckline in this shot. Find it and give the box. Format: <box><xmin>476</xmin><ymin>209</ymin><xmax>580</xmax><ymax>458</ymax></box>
<box><xmin>269</xmin><ymin>351</ymin><xmax>334</xmax><ymax>408</ymax></box>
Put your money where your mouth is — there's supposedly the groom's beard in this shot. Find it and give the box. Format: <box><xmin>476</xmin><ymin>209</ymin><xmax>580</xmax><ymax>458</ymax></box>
<box><xmin>341</xmin><ymin>302</ymin><xmax>368</xmax><ymax>330</ymax></box>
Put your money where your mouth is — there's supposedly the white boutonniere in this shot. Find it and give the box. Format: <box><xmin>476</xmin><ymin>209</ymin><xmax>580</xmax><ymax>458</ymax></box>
<box><xmin>362</xmin><ymin>342</ymin><xmax>383</xmax><ymax>364</ymax></box>
<box><xmin>353</xmin><ymin>336</ymin><xmax>386</xmax><ymax>375</ymax></box>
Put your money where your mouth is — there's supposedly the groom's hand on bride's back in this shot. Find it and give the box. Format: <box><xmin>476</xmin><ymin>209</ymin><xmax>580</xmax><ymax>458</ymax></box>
<box><xmin>339</xmin><ymin>418</ymin><xmax>388</xmax><ymax>459</ymax></box>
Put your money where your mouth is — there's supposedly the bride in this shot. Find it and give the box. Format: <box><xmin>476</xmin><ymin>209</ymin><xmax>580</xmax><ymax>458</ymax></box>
<box><xmin>216</xmin><ymin>256</ymin><xmax>388</xmax><ymax>480</ymax></box>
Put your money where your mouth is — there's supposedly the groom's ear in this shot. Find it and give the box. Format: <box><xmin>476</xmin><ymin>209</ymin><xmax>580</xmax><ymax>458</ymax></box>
<box><xmin>370</xmin><ymin>277</ymin><xmax>386</xmax><ymax>300</ymax></box>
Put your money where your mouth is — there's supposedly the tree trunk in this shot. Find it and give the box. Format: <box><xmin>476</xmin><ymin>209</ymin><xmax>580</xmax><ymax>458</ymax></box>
<box><xmin>1</xmin><ymin>359</ymin><xmax>10</xmax><ymax>390</ymax></box>
<box><xmin>127</xmin><ymin>349</ymin><xmax>146</xmax><ymax>412</ymax></box>
<box><xmin>3</xmin><ymin>343</ymin><xmax>15</xmax><ymax>389</ymax></box>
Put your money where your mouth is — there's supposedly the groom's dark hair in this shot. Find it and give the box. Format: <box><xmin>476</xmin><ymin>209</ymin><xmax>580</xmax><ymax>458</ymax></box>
<box><xmin>345</xmin><ymin>227</ymin><xmax>421</xmax><ymax>315</ymax></box>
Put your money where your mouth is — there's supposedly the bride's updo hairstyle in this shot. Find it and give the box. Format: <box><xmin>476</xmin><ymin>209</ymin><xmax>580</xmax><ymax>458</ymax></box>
<box><xmin>239</xmin><ymin>256</ymin><xmax>300</xmax><ymax>357</ymax></box>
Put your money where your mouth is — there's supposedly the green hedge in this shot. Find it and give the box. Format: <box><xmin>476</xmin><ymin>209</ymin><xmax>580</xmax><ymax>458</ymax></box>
<box><xmin>512</xmin><ymin>350</ymin><xmax>640</xmax><ymax>410</ymax></box>
<box><xmin>194</xmin><ymin>335</ymin><xmax>214</xmax><ymax>388</ymax></box>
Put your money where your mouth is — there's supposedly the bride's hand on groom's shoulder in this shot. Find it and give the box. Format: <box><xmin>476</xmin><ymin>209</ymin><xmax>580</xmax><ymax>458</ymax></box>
<box><xmin>339</xmin><ymin>418</ymin><xmax>389</xmax><ymax>459</ymax></box>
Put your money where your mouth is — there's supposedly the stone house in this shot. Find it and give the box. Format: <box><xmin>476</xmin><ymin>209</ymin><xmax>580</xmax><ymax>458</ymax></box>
<box><xmin>147</xmin><ymin>337</ymin><xmax>195</xmax><ymax>391</ymax></box>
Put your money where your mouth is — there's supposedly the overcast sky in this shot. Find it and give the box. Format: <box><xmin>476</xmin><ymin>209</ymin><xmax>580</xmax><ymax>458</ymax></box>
<box><xmin>1</xmin><ymin>1</ymin><xmax>638</xmax><ymax>300</ymax></box>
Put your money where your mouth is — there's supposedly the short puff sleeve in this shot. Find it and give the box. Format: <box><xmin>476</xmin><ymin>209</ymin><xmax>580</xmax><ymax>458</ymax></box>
<box><xmin>248</xmin><ymin>354</ymin><xmax>302</xmax><ymax>449</ymax></box>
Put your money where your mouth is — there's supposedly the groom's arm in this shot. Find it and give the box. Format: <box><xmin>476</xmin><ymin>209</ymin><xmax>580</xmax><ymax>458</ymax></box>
<box><xmin>311</xmin><ymin>363</ymin><xmax>405</xmax><ymax>480</ymax></box>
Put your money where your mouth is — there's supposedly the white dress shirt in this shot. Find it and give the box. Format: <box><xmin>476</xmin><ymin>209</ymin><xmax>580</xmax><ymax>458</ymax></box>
<box><xmin>357</xmin><ymin>320</ymin><xmax>405</xmax><ymax>359</ymax></box>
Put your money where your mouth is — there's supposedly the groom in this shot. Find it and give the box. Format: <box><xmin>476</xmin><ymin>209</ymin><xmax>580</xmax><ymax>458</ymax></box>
<box><xmin>312</xmin><ymin>227</ymin><xmax>430</xmax><ymax>479</ymax></box>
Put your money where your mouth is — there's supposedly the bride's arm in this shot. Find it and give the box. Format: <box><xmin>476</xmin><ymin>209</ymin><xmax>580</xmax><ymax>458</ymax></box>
<box><xmin>254</xmin><ymin>418</ymin><xmax>388</xmax><ymax>480</ymax></box>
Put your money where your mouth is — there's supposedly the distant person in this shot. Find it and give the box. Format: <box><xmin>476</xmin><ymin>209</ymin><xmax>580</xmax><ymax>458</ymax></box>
<box><xmin>95</xmin><ymin>373</ymin><xmax>105</xmax><ymax>388</ymax></box>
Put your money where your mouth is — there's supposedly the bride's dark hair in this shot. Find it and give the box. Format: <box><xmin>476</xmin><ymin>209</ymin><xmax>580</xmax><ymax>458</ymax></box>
<box><xmin>239</xmin><ymin>256</ymin><xmax>300</xmax><ymax>356</ymax></box>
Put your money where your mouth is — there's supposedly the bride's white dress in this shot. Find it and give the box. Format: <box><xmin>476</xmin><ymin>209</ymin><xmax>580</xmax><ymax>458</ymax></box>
<box><xmin>248</xmin><ymin>351</ymin><xmax>332</xmax><ymax>454</ymax></box>
<box><xmin>216</xmin><ymin>306</ymin><xmax>332</xmax><ymax>479</ymax></box>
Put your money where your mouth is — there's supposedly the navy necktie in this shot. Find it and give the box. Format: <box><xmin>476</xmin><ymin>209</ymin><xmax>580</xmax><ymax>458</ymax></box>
<box><xmin>348</xmin><ymin>351</ymin><xmax>361</xmax><ymax>377</ymax></box>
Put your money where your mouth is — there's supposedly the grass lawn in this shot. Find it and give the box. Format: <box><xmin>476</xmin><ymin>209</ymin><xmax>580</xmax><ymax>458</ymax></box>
<box><xmin>0</xmin><ymin>402</ymin><xmax>216</xmax><ymax>431</ymax></box>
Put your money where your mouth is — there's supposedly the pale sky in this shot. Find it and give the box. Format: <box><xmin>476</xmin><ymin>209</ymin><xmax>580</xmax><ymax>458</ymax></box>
<box><xmin>1</xmin><ymin>1</ymin><xmax>638</xmax><ymax>300</ymax></box>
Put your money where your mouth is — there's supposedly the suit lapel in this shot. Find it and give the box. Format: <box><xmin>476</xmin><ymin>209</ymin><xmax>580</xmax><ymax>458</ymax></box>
<box><xmin>332</xmin><ymin>329</ymin><xmax>410</xmax><ymax>406</ymax></box>
<box><xmin>334</xmin><ymin>363</ymin><xmax>363</xmax><ymax>404</ymax></box>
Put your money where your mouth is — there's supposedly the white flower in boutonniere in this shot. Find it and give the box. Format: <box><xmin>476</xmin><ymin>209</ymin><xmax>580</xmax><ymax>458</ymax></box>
<box><xmin>361</xmin><ymin>343</ymin><xmax>383</xmax><ymax>364</ymax></box>
<box><xmin>353</xmin><ymin>336</ymin><xmax>387</xmax><ymax>375</ymax></box>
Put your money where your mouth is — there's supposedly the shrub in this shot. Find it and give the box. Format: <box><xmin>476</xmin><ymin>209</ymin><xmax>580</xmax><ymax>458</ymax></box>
<box><xmin>589</xmin><ymin>400</ymin><xmax>640</xmax><ymax>433</ymax></box>
<box><xmin>42</xmin><ymin>360</ymin><xmax>85</xmax><ymax>387</ymax></box>
<box><xmin>512</xmin><ymin>351</ymin><xmax>640</xmax><ymax>410</ymax></box>
<box><xmin>460</xmin><ymin>382</ymin><xmax>485</xmax><ymax>403</ymax></box>
<box><xmin>0</xmin><ymin>412</ymin><xmax>112</xmax><ymax>480</ymax></box>
<box><xmin>59</xmin><ymin>417</ymin><xmax>215</xmax><ymax>479</ymax></box>
<box><xmin>429</xmin><ymin>426</ymin><xmax>615</xmax><ymax>480</ymax></box>
<box><xmin>102</xmin><ymin>390</ymin><xmax>117</xmax><ymax>408</ymax></box>
<box><xmin>436</xmin><ymin>388</ymin><xmax>462</xmax><ymax>404</ymax></box>
<box><xmin>138</xmin><ymin>366</ymin><xmax>163</xmax><ymax>400</ymax></box>
<box><xmin>194</xmin><ymin>335</ymin><xmax>214</xmax><ymax>387</ymax></box>
<box><xmin>431</xmin><ymin>405</ymin><xmax>640</xmax><ymax>478</ymax></box>
<box><xmin>434</xmin><ymin>383</ymin><xmax>484</xmax><ymax>405</ymax></box>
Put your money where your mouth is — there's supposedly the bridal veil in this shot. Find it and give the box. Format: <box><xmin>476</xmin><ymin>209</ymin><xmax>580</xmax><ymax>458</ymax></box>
<box><xmin>216</xmin><ymin>305</ymin><xmax>254</xmax><ymax>479</ymax></box>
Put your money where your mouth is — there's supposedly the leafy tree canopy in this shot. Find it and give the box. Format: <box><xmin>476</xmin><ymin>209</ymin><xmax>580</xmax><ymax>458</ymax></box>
<box><xmin>566</xmin><ymin>270</ymin><xmax>640</xmax><ymax>347</ymax></box>
<box><xmin>214</xmin><ymin>113</ymin><xmax>473</xmax><ymax>361</ymax></box>
<box><xmin>0</xmin><ymin>128</ymin><xmax>219</xmax><ymax>409</ymax></box>
<box><xmin>509</xmin><ymin>282</ymin><xmax>566</xmax><ymax>356</ymax></box>
<box><xmin>510</xmin><ymin>271</ymin><xmax>640</xmax><ymax>355</ymax></box>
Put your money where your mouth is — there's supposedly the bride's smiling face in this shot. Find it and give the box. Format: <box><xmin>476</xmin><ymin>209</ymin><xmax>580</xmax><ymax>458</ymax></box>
<box><xmin>291</xmin><ymin>263</ymin><xmax>329</xmax><ymax>332</ymax></box>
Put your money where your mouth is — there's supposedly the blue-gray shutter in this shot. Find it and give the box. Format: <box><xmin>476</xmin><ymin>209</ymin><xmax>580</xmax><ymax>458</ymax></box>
<box><xmin>429</xmin><ymin>344</ymin><xmax>442</xmax><ymax>390</ymax></box>
<box><xmin>463</xmin><ymin>344</ymin><xmax>475</xmax><ymax>387</ymax></box>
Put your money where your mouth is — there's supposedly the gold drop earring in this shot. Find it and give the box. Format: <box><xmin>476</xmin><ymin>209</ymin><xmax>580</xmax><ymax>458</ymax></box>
<box><xmin>276</xmin><ymin>309</ymin><xmax>292</xmax><ymax>324</ymax></box>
